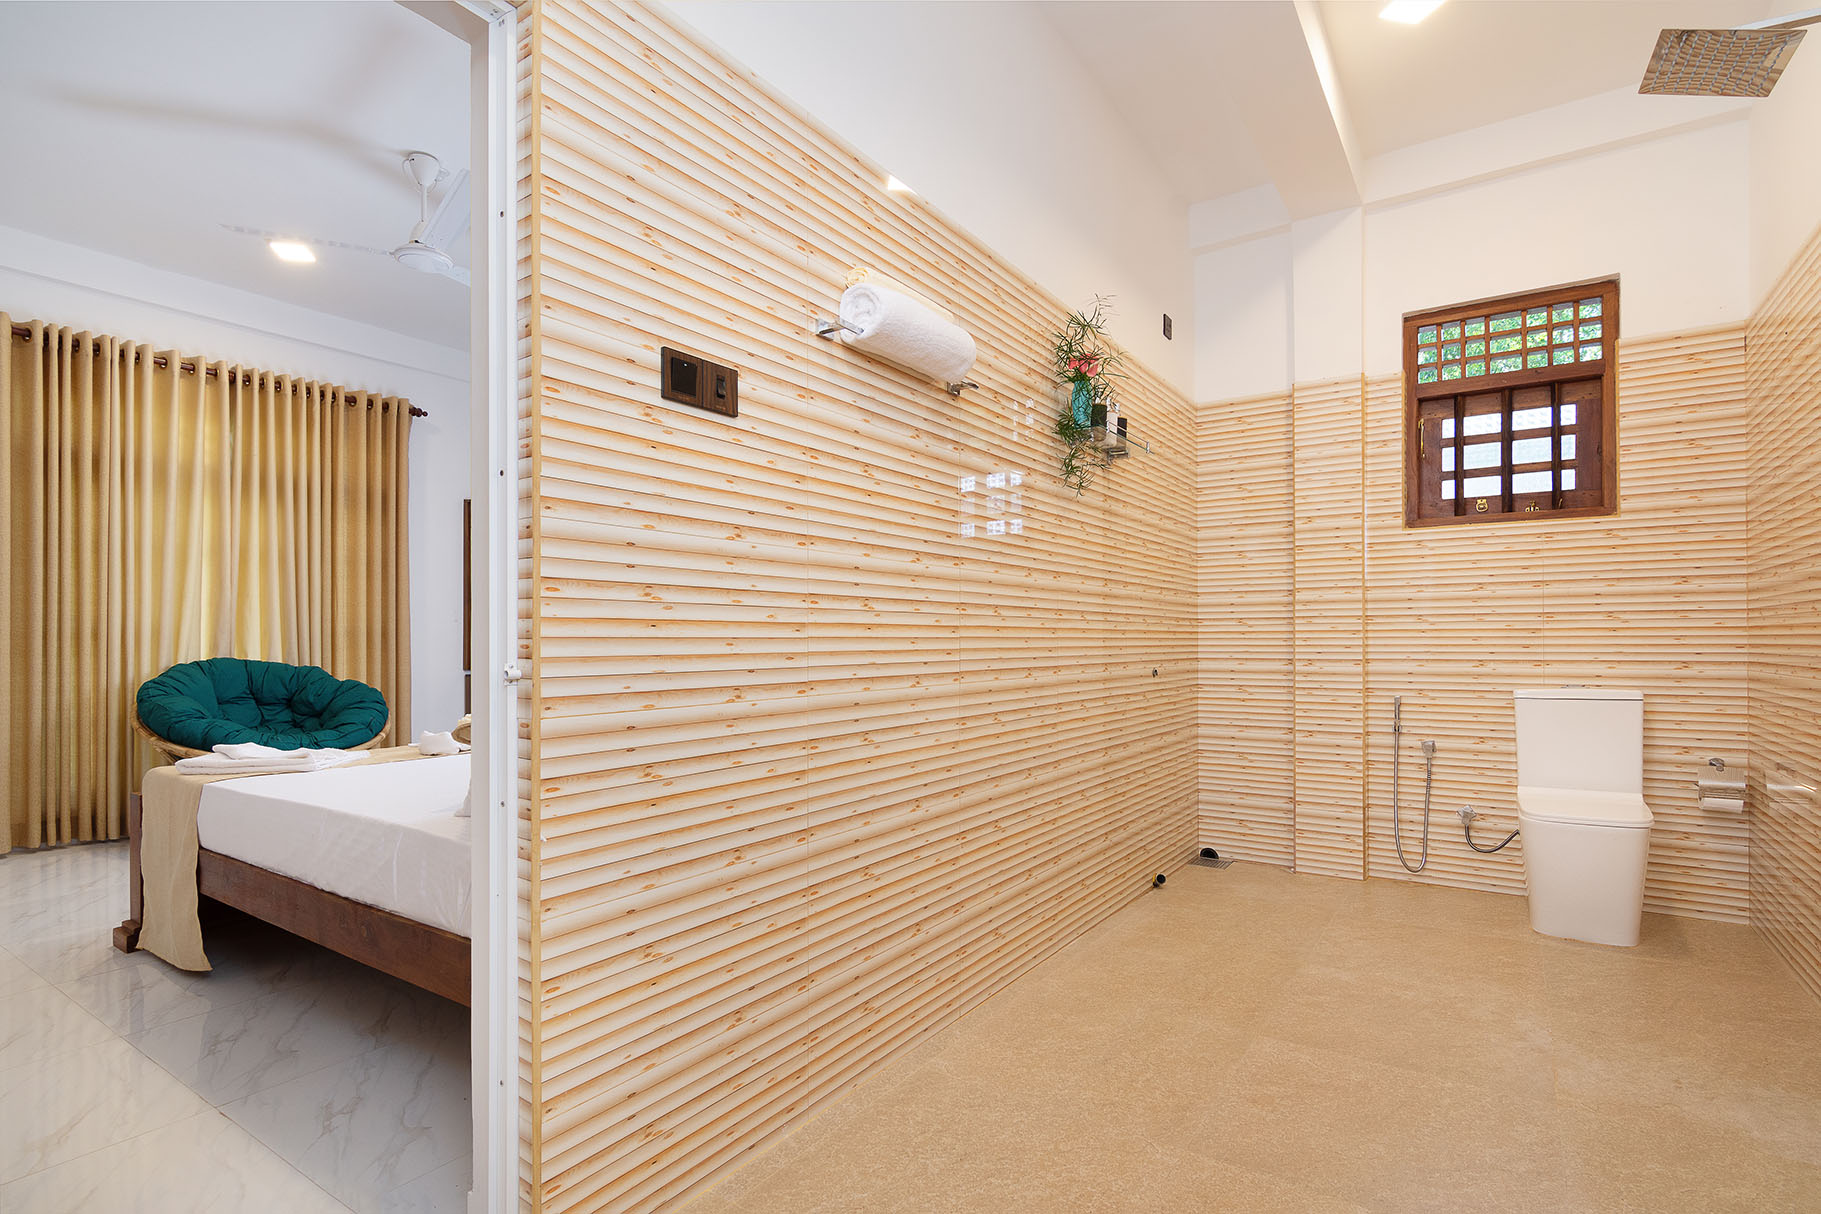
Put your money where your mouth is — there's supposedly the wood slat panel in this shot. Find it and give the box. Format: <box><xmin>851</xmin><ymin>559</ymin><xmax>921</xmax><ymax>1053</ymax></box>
<box><xmin>1748</xmin><ymin>223</ymin><xmax>1821</xmax><ymax>999</ymax></box>
<box><xmin>1291</xmin><ymin>378</ymin><xmax>1368</xmax><ymax>879</ymax></box>
<box><xmin>517</xmin><ymin>2</ymin><xmax>1197</xmax><ymax>1208</ymax></box>
<box><xmin>1196</xmin><ymin>391</ymin><xmax>1294</xmax><ymax>865</ymax></box>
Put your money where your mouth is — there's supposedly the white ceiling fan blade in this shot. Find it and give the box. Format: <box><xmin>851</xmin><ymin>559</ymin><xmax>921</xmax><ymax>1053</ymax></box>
<box><xmin>432</xmin><ymin>261</ymin><xmax>471</xmax><ymax>287</ymax></box>
<box><xmin>420</xmin><ymin>169</ymin><xmax>471</xmax><ymax>254</ymax></box>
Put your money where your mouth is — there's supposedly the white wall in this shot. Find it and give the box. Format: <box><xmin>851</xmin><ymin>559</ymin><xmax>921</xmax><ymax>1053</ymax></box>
<box><xmin>0</xmin><ymin>226</ymin><xmax>470</xmax><ymax>733</ymax></box>
<box><xmin>1750</xmin><ymin>36</ymin><xmax>1821</xmax><ymax>304</ymax></box>
<box><xmin>665</xmin><ymin>0</ymin><xmax>1194</xmax><ymax>393</ymax></box>
<box><xmin>1193</xmin><ymin>115</ymin><xmax>1752</xmax><ymax>400</ymax></box>
<box><xmin>1192</xmin><ymin>233</ymin><xmax>1292</xmax><ymax>402</ymax></box>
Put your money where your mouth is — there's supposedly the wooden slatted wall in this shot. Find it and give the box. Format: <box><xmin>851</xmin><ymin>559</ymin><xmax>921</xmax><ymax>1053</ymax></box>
<box><xmin>515</xmin><ymin>3</ymin><xmax>1197</xmax><ymax>1208</ymax></box>
<box><xmin>1195</xmin><ymin>391</ymin><xmax>1294</xmax><ymax>864</ymax></box>
<box><xmin>1290</xmin><ymin>378</ymin><xmax>1369</xmax><ymax>878</ymax></box>
<box><xmin>1198</xmin><ymin>330</ymin><xmax>1751</xmax><ymax>918</ymax></box>
<box><xmin>1748</xmin><ymin>225</ymin><xmax>1821</xmax><ymax>997</ymax></box>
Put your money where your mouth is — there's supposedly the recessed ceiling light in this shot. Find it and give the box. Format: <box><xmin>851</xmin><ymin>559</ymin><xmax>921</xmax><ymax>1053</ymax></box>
<box><xmin>885</xmin><ymin>175</ymin><xmax>915</xmax><ymax>194</ymax></box>
<box><xmin>268</xmin><ymin>240</ymin><xmax>316</xmax><ymax>264</ymax></box>
<box><xmin>1379</xmin><ymin>0</ymin><xmax>1445</xmax><ymax>24</ymax></box>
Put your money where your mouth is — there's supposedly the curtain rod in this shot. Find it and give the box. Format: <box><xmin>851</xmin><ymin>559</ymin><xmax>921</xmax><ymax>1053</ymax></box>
<box><xmin>8</xmin><ymin>323</ymin><xmax>429</xmax><ymax>418</ymax></box>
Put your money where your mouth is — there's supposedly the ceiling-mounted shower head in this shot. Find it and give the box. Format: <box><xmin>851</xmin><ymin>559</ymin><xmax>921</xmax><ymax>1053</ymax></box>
<box><xmin>1639</xmin><ymin>9</ymin><xmax>1819</xmax><ymax>96</ymax></box>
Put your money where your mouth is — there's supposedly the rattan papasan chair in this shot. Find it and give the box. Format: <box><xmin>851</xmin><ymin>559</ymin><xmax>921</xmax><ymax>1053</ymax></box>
<box><xmin>132</xmin><ymin>658</ymin><xmax>390</xmax><ymax>764</ymax></box>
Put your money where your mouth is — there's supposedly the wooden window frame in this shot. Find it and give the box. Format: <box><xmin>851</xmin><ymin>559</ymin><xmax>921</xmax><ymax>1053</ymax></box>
<box><xmin>1402</xmin><ymin>277</ymin><xmax>1619</xmax><ymax>528</ymax></box>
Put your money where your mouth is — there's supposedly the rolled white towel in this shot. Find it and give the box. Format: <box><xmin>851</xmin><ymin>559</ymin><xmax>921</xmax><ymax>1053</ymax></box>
<box><xmin>837</xmin><ymin>283</ymin><xmax>976</xmax><ymax>386</ymax></box>
<box><xmin>843</xmin><ymin>267</ymin><xmax>957</xmax><ymax>324</ymax></box>
<box><xmin>418</xmin><ymin>730</ymin><xmax>461</xmax><ymax>756</ymax></box>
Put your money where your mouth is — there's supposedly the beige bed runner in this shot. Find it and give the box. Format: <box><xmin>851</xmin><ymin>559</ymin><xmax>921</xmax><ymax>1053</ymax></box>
<box><xmin>137</xmin><ymin>745</ymin><xmax>432</xmax><ymax>972</ymax></box>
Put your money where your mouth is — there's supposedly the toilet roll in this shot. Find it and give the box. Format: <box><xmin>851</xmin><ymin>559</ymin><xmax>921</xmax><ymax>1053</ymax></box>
<box><xmin>1696</xmin><ymin>774</ymin><xmax>1745</xmax><ymax>813</ymax></box>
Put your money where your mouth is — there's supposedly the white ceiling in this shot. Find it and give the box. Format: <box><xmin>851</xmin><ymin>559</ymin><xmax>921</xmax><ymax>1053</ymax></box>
<box><xmin>0</xmin><ymin>1</ymin><xmax>470</xmax><ymax>350</ymax></box>
<box><xmin>1044</xmin><ymin>1</ymin><xmax>1361</xmax><ymax>215</ymax></box>
<box><xmin>1321</xmin><ymin>0</ymin><xmax>1770</xmax><ymax>159</ymax></box>
<box><xmin>1042</xmin><ymin>0</ymin><xmax>1776</xmax><ymax>214</ymax></box>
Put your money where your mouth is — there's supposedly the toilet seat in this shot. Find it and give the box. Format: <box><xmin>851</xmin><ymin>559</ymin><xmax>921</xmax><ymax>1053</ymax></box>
<box><xmin>1516</xmin><ymin>786</ymin><xmax>1652</xmax><ymax>829</ymax></box>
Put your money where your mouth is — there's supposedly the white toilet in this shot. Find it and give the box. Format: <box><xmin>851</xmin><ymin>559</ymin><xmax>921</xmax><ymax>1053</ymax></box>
<box><xmin>1513</xmin><ymin>687</ymin><xmax>1653</xmax><ymax>947</ymax></box>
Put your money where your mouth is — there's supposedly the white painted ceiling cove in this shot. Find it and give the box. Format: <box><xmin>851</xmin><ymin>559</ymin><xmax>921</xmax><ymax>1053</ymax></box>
<box><xmin>0</xmin><ymin>1</ymin><xmax>470</xmax><ymax>350</ymax></box>
<box><xmin>1320</xmin><ymin>0</ymin><xmax>1771</xmax><ymax>159</ymax></box>
<box><xmin>1042</xmin><ymin>0</ymin><xmax>1775</xmax><ymax>217</ymax></box>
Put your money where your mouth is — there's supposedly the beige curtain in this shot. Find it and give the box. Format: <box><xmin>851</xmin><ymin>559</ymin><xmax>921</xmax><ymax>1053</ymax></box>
<box><xmin>1</xmin><ymin>314</ymin><xmax>412</xmax><ymax>853</ymax></box>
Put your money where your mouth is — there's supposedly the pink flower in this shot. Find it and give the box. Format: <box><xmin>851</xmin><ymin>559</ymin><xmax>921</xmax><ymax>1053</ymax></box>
<box><xmin>1066</xmin><ymin>357</ymin><xmax>1100</xmax><ymax>378</ymax></box>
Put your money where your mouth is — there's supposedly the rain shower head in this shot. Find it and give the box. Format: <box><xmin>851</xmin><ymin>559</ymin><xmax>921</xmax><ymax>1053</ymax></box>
<box><xmin>1639</xmin><ymin>9</ymin><xmax>1819</xmax><ymax>97</ymax></box>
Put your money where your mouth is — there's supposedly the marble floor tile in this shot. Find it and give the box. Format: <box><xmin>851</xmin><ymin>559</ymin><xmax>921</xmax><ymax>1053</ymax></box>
<box><xmin>0</xmin><ymin>946</ymin><xmax>49</xmax><ymax>997</ymax></box>
<box><xmin>59</xmin><ymin>915</ymin><xmax>353</xmax><ymax>1038</ymax></box>
<box><xmin>0</xmin><ymin>1034</ymin><xmax>212</xmax><ymax>1183</ymax></box>
<box><xmin>0</xmin><ymin>984</ymin><xmax>118</xmax><ymax>1072</ymax></box>
<box><xmin>6</xmin><ymin>920</ymin><xmax>141</xmax><ymax>987</ymax></box>
<box><xmin>1</xmin><ymin>841</ymin><xmax>471</xmax><ymax>1212</ymax></box>
<box><xmin>374</xmin><ymin>1155</ymin><xmax>472</xmax><ymax>1214</ymax></box>
<box><xmin>221</xmin><ymin>1035</ymin><xmax>470</xmax><ymax>1209</ymax></box>
<box><xmin>0</xmin><ymin>841</ymin><xmax>127</xmax><ymax>916</ymax></box>
<box><xmin>126</xmin><ymin>963</ymin><xmax>466</xmax><ymax>1109</ymax></box>
<box><xmin>0</xmin><ymin>1109</ymin><xmax>354</xmax><ymax>1214</ymax></box>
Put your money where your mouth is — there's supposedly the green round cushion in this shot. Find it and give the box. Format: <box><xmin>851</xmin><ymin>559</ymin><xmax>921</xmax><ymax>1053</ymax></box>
<box><xmin>137</xmin><ymin>658</ymin><xmax>388</xmax><ymax>752</ymax></box>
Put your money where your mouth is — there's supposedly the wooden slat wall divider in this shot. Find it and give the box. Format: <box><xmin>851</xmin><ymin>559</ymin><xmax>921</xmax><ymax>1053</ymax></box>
<box><xmin>515</xmin><ymin>3</ymin><xmax>1197</xmax><ymax>1209</ymax></box>
<box><xmin>1290</xmin><ymin>378</ymin><xmax>1369</xmax><ymax>878</ymax></box>
<box><xmin>515</xmin><ymin>5</ymin><xmax>543</xmax><ymax>1211</ymax></box>
<box><xmin>1196</xmin><ymin>391</ymin><xmax>1295</xmax><ymax>864</ymax></box>
<box><xmin>1747</xmin><ymin>223</ymin><xmax>1821</xmax><ymax>999</ymax></box>
<box><xmin>1199</xmin><ymin>329</ymin><xmax>1752</xmax><ymax>917</ymax></box>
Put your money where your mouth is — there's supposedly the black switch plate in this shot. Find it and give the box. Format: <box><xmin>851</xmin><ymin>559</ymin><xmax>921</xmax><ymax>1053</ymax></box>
<box><xmin>1162</xmin><ymin>313</ymin><xmax>1174</xmax><ymax>340</ymax></box>
<box><xmin>661</xmin><ymin>346</ymin><xmax>738</xmax><ymax>418</ymax></box>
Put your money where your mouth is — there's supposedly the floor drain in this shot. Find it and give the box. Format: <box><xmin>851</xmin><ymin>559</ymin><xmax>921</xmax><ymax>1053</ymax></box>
<box><xmin>1189</xmin><ymin>854</ymin><xmax>1234</xmax><ymax>870</ymax></box>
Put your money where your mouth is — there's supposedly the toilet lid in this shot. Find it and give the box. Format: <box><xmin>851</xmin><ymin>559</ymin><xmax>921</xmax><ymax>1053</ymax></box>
<box><xmin>1517</xmin><ymin>786</ymin><xmax>1653</xmax><ymax>828</ymax></box>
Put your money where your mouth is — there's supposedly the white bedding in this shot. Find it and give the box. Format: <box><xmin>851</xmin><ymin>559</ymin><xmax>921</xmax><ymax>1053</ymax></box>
<box><xmin>195</xmin><ymin>754</ymin><xmax>471</xmax><ymax>936</ymax></box>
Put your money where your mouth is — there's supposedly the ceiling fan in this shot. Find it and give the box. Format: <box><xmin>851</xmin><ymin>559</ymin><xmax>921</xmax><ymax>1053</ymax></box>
<box><xmin>225</xmin><ymin>150</ymin><xmax>471</xmax><ymax>286</ymax></box>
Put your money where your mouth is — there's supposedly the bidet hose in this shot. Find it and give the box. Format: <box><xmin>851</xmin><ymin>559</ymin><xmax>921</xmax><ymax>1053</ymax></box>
<box><xmin>1461</xmin><ymin>814</ymin><xmax>1520</xmax><ymax>854</ymax></box>
<box><xmin>1391</xmin><ymin>712</ymin><xmax>1435</xmax><ymax>874</ymax></box>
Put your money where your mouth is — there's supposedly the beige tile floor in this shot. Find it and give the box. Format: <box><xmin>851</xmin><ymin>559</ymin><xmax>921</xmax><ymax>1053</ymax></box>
<box><xmin>684</xmin><ymin>862</ymin><xmax>1821</xmax><ymax>1214</ymax></box>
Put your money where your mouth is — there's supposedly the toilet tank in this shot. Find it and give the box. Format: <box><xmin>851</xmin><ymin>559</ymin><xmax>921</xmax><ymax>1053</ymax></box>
<box><xmin>1513</xmin><ymin>688</ymin><xmax>1644</xmax><ymax>794</ymax></box>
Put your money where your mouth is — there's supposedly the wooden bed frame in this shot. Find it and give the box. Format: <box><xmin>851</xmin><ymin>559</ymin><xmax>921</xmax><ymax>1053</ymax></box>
<box><xmin>114</xmin><ymin>793</ymin><xmax>470</xmax><ymax>1005</ymax></box>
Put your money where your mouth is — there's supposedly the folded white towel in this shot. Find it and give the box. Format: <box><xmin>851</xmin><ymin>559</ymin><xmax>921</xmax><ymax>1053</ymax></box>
<box><xmin>211</xmin><ymin>743</ymin><xmax>310</xmax><ymax>761</ymax></box>
<box><xmin>174</xmin><ymin>745</ymin><xmax>359</xmax><ymax>775</ymax></box>
<box><xmin>837</xmin><ymin>283</ymin><xmax>976</xmax><ymax>386</ymax></box>
<box><xmin>418</xmin><ymin>730</ymin><xmax>460</xmax><ymax>756</ymax></box>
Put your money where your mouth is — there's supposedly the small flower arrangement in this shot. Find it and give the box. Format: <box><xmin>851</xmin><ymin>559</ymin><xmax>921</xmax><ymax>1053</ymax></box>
<box><xmin>1050</xmin><ymin>297</ymin><xmax>1123</xmax><ymax>495</ymax></box>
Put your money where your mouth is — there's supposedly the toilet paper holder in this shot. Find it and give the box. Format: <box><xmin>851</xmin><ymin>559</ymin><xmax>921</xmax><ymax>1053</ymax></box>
<box><xmin>1695</xmin><ymin>756</ymin><xmax>1746</xmax><ymax>811</ymax></box>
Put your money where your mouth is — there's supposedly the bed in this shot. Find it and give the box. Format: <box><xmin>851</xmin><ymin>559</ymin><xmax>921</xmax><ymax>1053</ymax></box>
<box><xmin>114</xmin><ymin>752</ymin><xmax>472</xmax><ymax>1004</ymax></box>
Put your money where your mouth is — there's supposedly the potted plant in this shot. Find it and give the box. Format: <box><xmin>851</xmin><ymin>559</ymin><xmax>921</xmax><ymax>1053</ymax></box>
<box><xmin>1050</xmin><ymin>298</ymin><xmax>1123</xmax><ymax>495</ymax></box>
